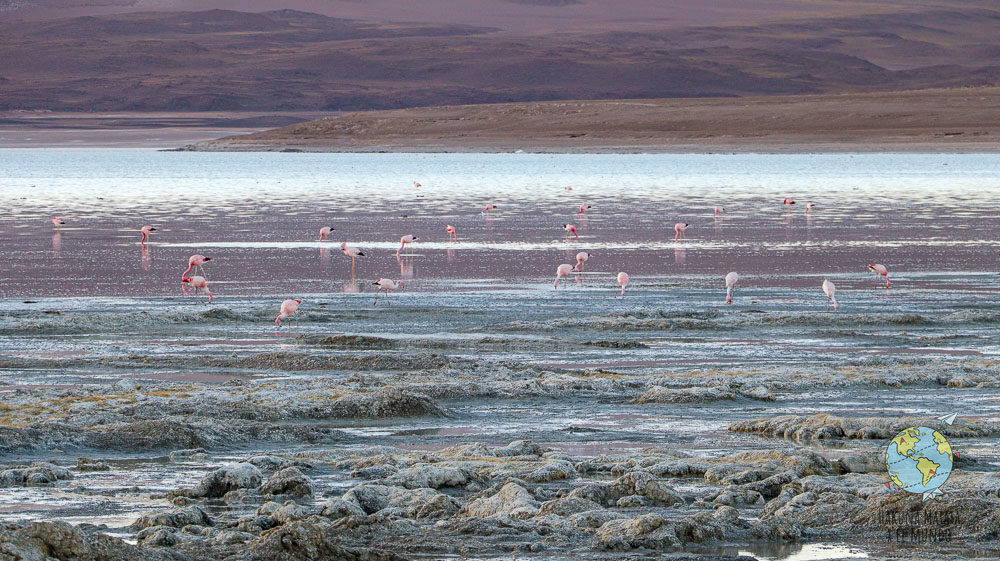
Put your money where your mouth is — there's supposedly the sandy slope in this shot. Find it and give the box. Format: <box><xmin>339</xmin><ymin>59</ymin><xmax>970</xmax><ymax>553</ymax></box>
<box><xmin>191</xmin><ymin>87</ymin><xmax>1000</xmax><ymax>153</ymax></box>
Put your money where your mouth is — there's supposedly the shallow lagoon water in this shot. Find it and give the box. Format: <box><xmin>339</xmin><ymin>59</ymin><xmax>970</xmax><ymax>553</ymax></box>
<box><xmin>0</xmin><ymin>150</ymin><xmax>999</xmax><ymax>560</ymax></box>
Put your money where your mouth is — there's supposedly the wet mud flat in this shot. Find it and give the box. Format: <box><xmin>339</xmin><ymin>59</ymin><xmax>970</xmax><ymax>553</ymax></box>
<box><xmin>1</xmin><ymin>292</ymin><xmax>1000</xmax><ymax>561</ymax></box>
<box><xmin>2</xmin><ymin>151</ymin><xmax>1000</xmax><ymax>559</ymax></box>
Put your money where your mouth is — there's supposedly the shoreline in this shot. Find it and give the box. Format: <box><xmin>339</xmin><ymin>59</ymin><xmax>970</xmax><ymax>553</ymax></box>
<box><xmin>183</xmin><ymin>87</ymin><xmax>1000</xmax><ymax>154</ymax></box>
<box><xmin>173</xmin><ymin>143</ymin><xmax>1000</xmax><ymax>154</ymax></box>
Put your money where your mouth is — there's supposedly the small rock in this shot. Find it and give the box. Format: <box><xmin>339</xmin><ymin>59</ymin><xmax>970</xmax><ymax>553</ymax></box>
<box><xmin>260</xmin><ymin>466</ymin><xmax>313</xmax><ymax>498</ymax></box>
<box><xmin>76</xmin><ymin>457</ymin><xmax>110</xmax><ymax>472</ymax></box>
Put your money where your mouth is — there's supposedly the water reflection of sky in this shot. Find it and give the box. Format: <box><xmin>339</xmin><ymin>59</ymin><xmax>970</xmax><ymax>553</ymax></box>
<box><xmin>1</xmin><ymin>150</ymin><xmax>999</xmax><ymax>299</ymax></box>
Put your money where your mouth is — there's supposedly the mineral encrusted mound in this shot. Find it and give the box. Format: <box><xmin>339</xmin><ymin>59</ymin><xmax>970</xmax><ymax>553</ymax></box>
<box><xmin>730</xmin><ymin>414</ymin><xmax>1000</xmax><ymax>441</ymax></box>
<box><xmin>329</xmin><ymin>388</ymin><xmax>446</xmax><ymax>418</ymax></box>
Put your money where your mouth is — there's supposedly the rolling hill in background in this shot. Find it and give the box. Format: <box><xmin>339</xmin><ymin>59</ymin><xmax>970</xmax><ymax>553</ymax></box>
<box><xmin>1</xmin><ymin>0</ymin><xmax>998</xmax><ymax>112</ymax></box>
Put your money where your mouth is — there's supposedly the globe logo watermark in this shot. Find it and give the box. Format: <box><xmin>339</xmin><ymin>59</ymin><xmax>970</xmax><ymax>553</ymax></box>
<box><xmin>884</xmin><ymin>425</ymin><xmax>953</xmax><ymax>501</ymax></box>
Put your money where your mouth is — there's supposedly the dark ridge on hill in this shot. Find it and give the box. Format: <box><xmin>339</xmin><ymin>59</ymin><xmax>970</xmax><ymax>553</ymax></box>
<box><xmin>0</xmin><ymin>3</ymin><xmax>999</xmax><ymax>112</ymax></box>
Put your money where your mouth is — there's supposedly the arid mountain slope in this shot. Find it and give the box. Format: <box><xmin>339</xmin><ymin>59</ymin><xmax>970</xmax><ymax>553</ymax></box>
<box><xmin>1</xmin><ymin>3</ymin><xmax>999</xmax><ymax>112</ymax></box>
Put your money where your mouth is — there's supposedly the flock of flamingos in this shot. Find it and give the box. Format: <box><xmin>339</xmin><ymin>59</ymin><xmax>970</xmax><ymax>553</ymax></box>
<box><xmin>48</xmin><ymin>195</ymin><xmax>892</xmax><ymax>327</ymax></box>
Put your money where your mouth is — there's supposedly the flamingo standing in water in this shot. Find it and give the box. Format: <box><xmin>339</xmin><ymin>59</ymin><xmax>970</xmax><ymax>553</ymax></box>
<box><xmin>714</xmin><ymin>207</ymin><xmax>725</xmax><ymax>217</ymax></box>
<box><xmin>868</xmin><ymin>264</ymin><xmax>890</xmax><ymax>288</ymax></box>
<box><xmin>319</xmin><ymin>226</ymin><xmax>335</xmax><ymax>241</ymax></box>
<box><xmin>617</xmin><ymin>272</ymin><xmax>630</xmax><ymax>298</ymax></box>
<box><xmin>674</xmin><ymin>223</ymin><xmax>689</xmax><ymax>241</ymax></box>
<box><xmin>783</xmin><ymin>198</ymin><xmax>796</xmax><ymax>209</ymax></box>
<box><xmin>183</xmin><ymin>254</ymin><xmax>211</xmax><ymax>279</ymax></box>
<box><xmin>52</xmin><ymin>217</ymin><xmax>65</xmax><ymax>232</ymax></box>
<box><xmin>553</xmin><ymin>264</ymin><xmax>574</xmax><ymax>288</ymax></box>
<box><xmin>397</xmin><ymin>234</ymin><xmax>417</xmax><ymax>257</ymax></box>
<box><xmin>275</xmin><ymin>299</ymin><xmax>301</xmax><ymax>327</ymax></box>
<box><xmin>725</xmin><ymin>271</ymin><xmax>739</xmax><ymax>304</ymax></box>
<box><xmin>563</xmin><ymin>224</ymin><xmax>578</xmax><ymax>240</ymax></box>
<box><xmin>140</xmin><ymin>225</ymin><xmax>156</xmax><ymax>244</ymax></box>
<box><xmin>822</xmin><ymin>279</ymin><xmax>838</xmax><ymax>311</ymax></box>
<box><xmin>182</xmin><ymin>276</ymin><xmax>213</xmax><ymax>303</ymax></box>
<box><xmin>446</xmin><ymin>225</ymin><xmax>457</xmax><ymax>240</ymax></box>
<box><xmin>564</xmin><ymin>186</ymin><xmax>573</xmax><ymax>191</ymax></box>
<box><xmin>573</xmin><ymin>251</ymin><xmax>590</xmax><ymax>271</ymax></box>
<box><xmin>373</xmin><ymin>278</ymin><xmax>404</xmax><ymax>304</ymax></box>
<box><xmin>805</xmin><ymin>203</ymin><xmax>816</xmax><ymax>213</ymax></box>
<box><xmin>482</xmin><ymin>204</ymin><xmax>497</xmax><ymax>215</ymax></box>
<box><xmin>341</xmin><ymin>242</ymin><xmax>364</xmax><ymax>278</ymax></box>
<box><xmin>413</xmin><ymin>181</ymin><xmax>422</xmax><ymax>188</ymax></box>
<box><xmin>577</xmin><ymin>204</ymin><xmax>591</xmax><ymax>215</ymax></box>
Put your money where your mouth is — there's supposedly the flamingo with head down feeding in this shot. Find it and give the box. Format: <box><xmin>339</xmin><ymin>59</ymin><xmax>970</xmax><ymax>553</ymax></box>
<box><xmin>573</xmin><ymin>251</ymin><xmax>590</xmax><ymax>271</ymax></box>
<box><xmin>140</xmin><ymin>225</ymin><xmax>157</xmax><ymax>244</ymax></box>
<box><xmin>275</xmin><ymin>299</ymin><xmax>301</xmax><ymax>327</ymax></box>
<box><xmin>446</xmin><ymin>225</ymin><xmax>457</xmax><ymax>240</ymax></box>
<box><xmin>52</xmin><ymin>217</ymin><xmax>65</xmax><ymax>232</ymax></box>
<box><xmin>868</xmin><ymin>264</ymin><xmax>890</xmax><ymax>288</ymax></box>
<box><xmin>563</xmin><ymin>224</ymin><xmax>578</xmax><ymax>240</ymax></box>
<box><xmin>397</xmin><ymin>234</ymin><xmax>417</xmax><ymax>257</ymax></box>
<box><xmin>319</xmin><ymin>226</ymin><xmax>335</xmax><ymax>241</ymax></box>
<box><xmin>822</xmin><ymin>279</ymin><xmax>838</xmax><ymax>311</ymax></box>
<box><xmin>617</xmin><ymin>272</ymin><xmax>629</xmax><ymax>298</ymax></box>
<box><xmin>725</xmin><ymin>271</ymin><xmax>739</xmax><ymax>304</ymax></box>
<box><xmin>554</xmin><ymin>264</ymin><xmax>574</xmax><ymax>288</ymax></box>
<box><xmin>674</xmin><ymin>223</ymin><xmax>689</xmax><ymax>241</ymax></box>
<box><xmin>182</xmin><ymin>275</ymin><xmax>213</xmax><ymax>303</ymax></box>
<box><xmin>183</xmin><ymin>254</ymin><xmax>211</xmax><ymax>279</ymax></box>
<box><xmin>373</xmin><ymin>278</ymin><xmax>404</xmax><ymax>304</ymax></box>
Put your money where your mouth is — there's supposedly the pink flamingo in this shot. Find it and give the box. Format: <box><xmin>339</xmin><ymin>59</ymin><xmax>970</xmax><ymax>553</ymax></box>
<box><xmin>805</xmin><ymin>203</ymin><xmax>816</xmax><ymax>213</ymax></box>
<box><xmin>319</xmin><ymin>226</ymin><xmax>335</xmax><ymax>241</ymax></box>
<box><xmin>554</xmin><ymin>264</ymin><xmax>574</xmax><ymax>288</ymax></box>
<box><xmin>564</xmin><ymin>186</ymin><xmax>573</xmax><ymax>191</ymax></box>
<box><xmin>674</xmin><ymin>223</ymin><xmax>689</xmax><ymax>241</ymax></box>
<box><xmin>373</xmin><ymin>278</ymin><xmax>404</xmax><ymax>304</ymax></box>
<box><xmin>617</xmin><ymin>272</ymin><xmax>629</xmax><ymax>298</ymax></box>
<box><xmin>562</xmin><ymin>224</ymin><xmax>578</xmax><ymax>240</ymax></box>
<box><xmin>783</xmin><ymin>198</ymin><xmax>796</xmax><ymax>209</ymax></box>
<box><xmin>482</xmin><ymin>204</ymin><xmax>497</xmax><ymax>214</ymax></box>
<box><xmin>446</xmin><ymin>225</ymin><xmax>457</xmax><ymax>240</ymax></box>
<box><xmin>341</xmin><ymin>242</ymin><xmax>364</xmax><ymax>278</ymax></box>
<box><xmin>573</xmin><ymin>251</ymin><xmax>590</xmax><ymax>271</ymax></box>
<box><xmin>275</xmin><ymin>299</ymin><xmax>302</xmax><ymax>327</ymax></box>
<box><xmin>51</xmin><ymin>217</ymin><xmax>65</xmax><ymax>232</ymax></box>
<box><xmin>183</xmin><ymin>254</ymin><xmax>211</xmax><ymax>279</ymax></box>
<box><xmin>397</xmin><ymin>234</ymin><xmax>417</xmax><ymax>257</ymax></box>
<box><xmin>714</xmin><ymin>206</ymin><xmax>725</xmax><ymax>217</ymax></box>
<box><xmin>868</xmin><ymin>264</ymin><xmax>890</xmax><ymax>288</ymax></box>
<box><xmin>140</xmin><ymin>225</ymin><xmax>157</xmax><ymax>244</ymax></box>
<box><xmin>577</xmin><ymin>204</ymin><xmax>591</xmax><ymax>215</ymax></box>
<box><xmin>413</xmin><ymin>181</ymin><xmax>422</xmax><ymax>188</ymax></box>
<box><xmin>822</xmin><ymin>279</ymin><xmax>838</xmax><ymax>311</ymax></box>
<box><xmin>725</xmin><ymin>271</ymin><xmax>739</xmax><ymax>304</ymax></box>
<box><xmin>182</xmin><ymin>275</ymin><xmax>213</xmax><ymax>303</ymax></box>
